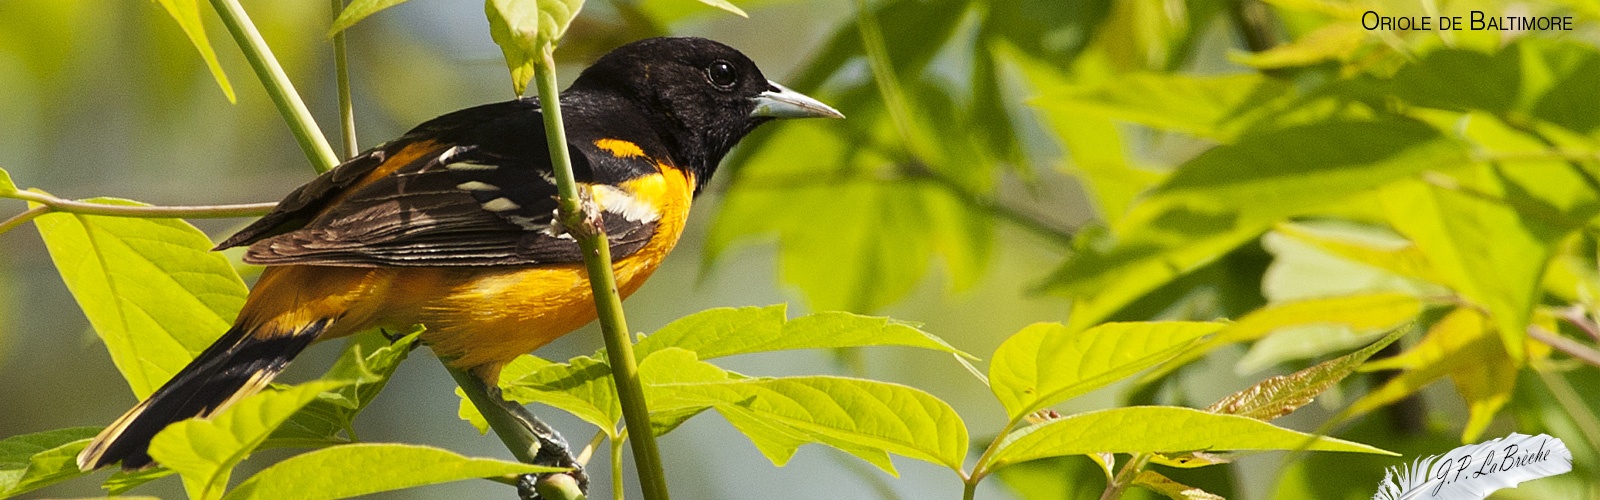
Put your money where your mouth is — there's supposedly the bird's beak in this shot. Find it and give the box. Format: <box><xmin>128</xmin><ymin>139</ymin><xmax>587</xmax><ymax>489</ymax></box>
<box><xmin>750</xmin><ymin>81</ymin><xmax>844</xmax><ymax>119</ymax></box>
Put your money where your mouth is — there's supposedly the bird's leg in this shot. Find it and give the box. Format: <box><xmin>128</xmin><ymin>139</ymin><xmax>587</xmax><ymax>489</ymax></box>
<box><xmin>444</xmin><ymin>364</ymin><xmax>588</xmax><ymax>499</ymax></box>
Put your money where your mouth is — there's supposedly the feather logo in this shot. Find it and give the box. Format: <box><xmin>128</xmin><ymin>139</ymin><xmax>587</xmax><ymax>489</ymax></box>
<box><xmin>1371</xmin><ymin>433</ymin><xmax>1573</xmax><ymax>500</ymax></box>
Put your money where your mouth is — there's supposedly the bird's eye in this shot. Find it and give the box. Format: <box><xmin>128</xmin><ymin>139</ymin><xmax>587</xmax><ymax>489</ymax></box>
<box><xmin>706</xmin><ymin>60</ymin><xmax>737</xmax><ymax>89</ymax></box>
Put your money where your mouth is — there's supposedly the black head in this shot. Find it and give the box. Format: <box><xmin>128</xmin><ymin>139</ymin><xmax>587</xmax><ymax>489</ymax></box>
<box><xmin>568</xmin><ymin>37</ymin><xmax>841</xmax><ymax>187</ymax></box>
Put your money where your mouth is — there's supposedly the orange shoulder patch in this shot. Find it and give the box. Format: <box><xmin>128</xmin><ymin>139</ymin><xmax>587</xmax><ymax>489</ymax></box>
<box><xmin>594</xmin><ymin>139</ymin><xmax>647</xmax><ymax>159</ymax></box>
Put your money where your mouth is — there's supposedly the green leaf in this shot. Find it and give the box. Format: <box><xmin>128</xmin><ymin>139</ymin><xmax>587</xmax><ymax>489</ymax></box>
<box><xmin>0</xmin><ymin>167</ymin><xmax>13</xmax><ymax>194</ymax></box>
<box><xmin>485</xmin><ymin>0</ymin><xmax>585</xmax><ymax>95</ymax></box>
<box><xmin>456</xmin><ymin>387</ymin><xmax>492</xmax><ymax>435</ymax></box>
<box><xmin>1133</xmin><ymin>470</ymin><xmax>1224</xmax><ymax>500</ymax></box>
<box><xmin>990</xmin><ymin>321</ymin><xmax>1222</xmax><ymax>419</ymax></box>
<box><xmin>1395</xmin><ymin>40</ymin><xmax>1600</xmax><ymax>133</ymax></box>
<box><xmin>1042</xmin><ymin>119</ymin><xmax>1464</xmax><ymax>329</ymax></box>
<box><xmin>990</xmin><ymin>406</ymin><xmax>1393</xmax><ymax>469</ymax></box>
<box><xmin>1205</xmin><ymin>326</ymin><xmax>1407</xmax><ymax>421</ymax></box>
<box><xmin>149</xmin><ymin>0</ymin><xmax>235</xmax><ymax>102</ymax></box>
<box><xmin>1030</xmin><ymin>72</ymin><xmax>1295</xmax><ymax>142</ymax></box>
<box><xmin>689</xmin><ymin>0</ymin><xmax>746</xmax><ymax>17</ymax></box>
<box><xmin>1273</xmin><ymin>221</ymin><xmax>1450</xmax><ymax>287</ymax></box>
<box><xmin>0</xmin><ymin>427</ymin><xmax>100</xmax><ymax>497</ymax></box>
<box><xmin>1382</xmin><ymin>173</ymin><xmax>1552</xmax><ymax>362</ymax></box>
<box><xmin>642</xmin><ymin>348</ymin><xmax>968</xmax><ymax>472</ymax></box>
<box><xmin>103</xmin><ymin>467</ymin><xmax>175</xmax><ymax>496</ymax></box>
<box><xmin>1229</xmin><ymin>24</ymin><xmax>1366</xmax><ymax>69</ymax></box>
<box><xmin>222</xmin><ymin>443</ymin><xmax>559</xmax><ymax>500</ymax></box>
<box><xmin>272</xmin><ymin>332</ymin><xmax>421</xmax><ymax>446</ymax></box>
<box><xmin>498</xmin><ymin>353</ymin><xmax>620</xmax><ymax>434</ymax></box>
<box><xmin>32</xmin><ymin>197</ymin><xmax>250</xmax><ymax>398</ymax></box>
<box><xmin>710</xmin><ymin>121</ymin><xmax>993</xmax><ymax>312</ymax></box>
<box><xmin>635</xmin><ymin>305</ymin><xmax>970</xmax><ymax>360</ymax></box>
<box><xmin>1342</xmin><ymin>308</ymin><xmax>1516</xmax><ymax>442</ymax></box>
<box><xmin>149</xmin><ymin>381</ymin><xmax>349</xmax><ymax>500</ymax></box>
<box><xmin>328</xmin><ymin>0</ymin><xmax>415</xmax><ymax>35</ymax></box>
<box><xmin>993</xmin><ymin>456</ymin><xmax>1109</xmax><ymax>500</ymax></box>
<box><xmin>1141</xmin><ymin>293</ymin><xmax>1421</xmax><ymax>384</ymax></box>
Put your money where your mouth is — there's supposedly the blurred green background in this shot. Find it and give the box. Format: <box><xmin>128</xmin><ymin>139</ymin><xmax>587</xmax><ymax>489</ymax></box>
<box><xmin>4</xmin><ymin>0</ymin><xmax>1600</xmax><ymax>498</ymax></box>
<box><xmin>0</xmin><ymin>1</ymin><xmax>1076</xmax><ymax>498</ymax></box>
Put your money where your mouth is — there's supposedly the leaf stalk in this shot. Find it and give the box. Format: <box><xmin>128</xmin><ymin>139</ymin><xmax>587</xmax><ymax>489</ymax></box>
<box><xmin>208</xmin><ymin>0</ymin><xmax>340</xmax><ymax>173</ymax></box>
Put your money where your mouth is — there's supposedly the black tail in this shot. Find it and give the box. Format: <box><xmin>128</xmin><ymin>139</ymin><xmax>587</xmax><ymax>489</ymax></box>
<box><xmin>77</xmin><ymin>319</ymin><xmax>328</xmax><ymax>471</ymax></box>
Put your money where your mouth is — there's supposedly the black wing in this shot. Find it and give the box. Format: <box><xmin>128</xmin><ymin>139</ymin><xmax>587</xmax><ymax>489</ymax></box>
<box><xmin>218</xmin><ymin>98</ymin><xmax>663</xmax><ymax>267</ymax></box>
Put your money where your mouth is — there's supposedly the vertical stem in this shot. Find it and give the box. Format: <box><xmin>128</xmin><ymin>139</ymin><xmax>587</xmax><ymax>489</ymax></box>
<box><xmin>1098</xmin><ymin>453</ymin><xmax>1151</xmax><ymax>500</ymax></box>
<box><xmin>208</xmin><ymin>0</ymin><xmax>340</xmax><ymax>173</ymax></box>
<box><xmin>330</xmin><ymin>0</ymin><xmax>358</xmax><ymax>159</ymax></box>
<box><xmin>532</xmin><ymin>48</ymin><xmax>670</xmax><ymax>500</ymax></box>
<box><xmin>854</xmin><ymin>0</ymin><xmax>922</xmax><ymax>160</ymax></box>
<box><xmin>611</xmin><ymin>435</ymin><xmax>626</xmax><ymax>500</ymax></box>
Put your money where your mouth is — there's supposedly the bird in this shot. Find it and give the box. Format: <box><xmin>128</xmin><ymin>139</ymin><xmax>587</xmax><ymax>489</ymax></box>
<box><xmin>76</xmin><ymin>36</ymin><xmax>843</xmax><ymax>472</ymax></box>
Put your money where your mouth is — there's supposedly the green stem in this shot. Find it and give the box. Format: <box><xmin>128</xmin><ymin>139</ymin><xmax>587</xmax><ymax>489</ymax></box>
<box><xmin>0</xmin><ymin>205</ymin><xmax>50</xmax><ymax>235</ymax></box>
<box><xmin>1099</xmin><ymin>453</ymin><xmax>1151</xmax><ymax>500</ymax></box>
<box><xmin>330</xmin><ymin>0</ymin><xmax>358</xmax><ymax>159</ymax></box>
<box><xmin>535</xmin><ymin>474</ymin><xmax>590</xmax><ymax>500</ymax></box>
<box><xmin>962</xmin><ymin>479</ymin><xmax>978</xmax><ymax>500</ymax></box>
<box><xmin>854</xmin><ymin>0</ymin><xmax>923</xmax><ymax>161</ymax></box>
<box><xmin>3</xmin><ymin>190</ymin><xmax>275</xmax><ymax>219</ymax></box>
<box><xmin>532</xmin><ymin>48</ymin><xmax>670</xmax><ymax>500</ymax></box>
<box><xmin>446</xmin><ymin>364</ymin><xmax>543</xmax><ymax>464</ymax></box>
<box><xmin>901</xmin><ymin>162</ymin><xmax>1075</xmax><ymax>246</ymax></box>
<box><xmin>208</xmin><ymin>0</ymin><xmax>340</xmax><ymax>173</ymax></box>
<box><xmin>611</xmin><ymin>433</ymin><xmax>625</xmax><ymax>500</ymax></box>
<box><xmin>965</xmin><ymin>415</ymin><xmax>1022</xmax><ymax>490</ymax></box>
<box><xmin>1534</xmin><ymin>368</ymin><xmax>1600</xmax><ymax>456</ymax></box>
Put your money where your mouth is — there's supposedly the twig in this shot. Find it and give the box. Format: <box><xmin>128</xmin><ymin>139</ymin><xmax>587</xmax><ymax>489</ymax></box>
<box><xmin>1099</xmin><ymin>453</ymin><xmax>1152</xmax><ymax>500</ymax></box>
<box><xmin>1533</xmin><ymin>368</ymin><xmax>1600</xmax><ymax>458</ymax></box>
<box><xmin>1</xmin><ymin>190</ymin><xmax>275</xmax><ymax>219</ymax></box>
<box><xmin>1559</xmin><ymin>305</ymin><xmax>1600</xmax><ymax>344</ymax></box>
<box><xmin>0</xmin><ymin>205</ymin><xmax>50</xmax><ymax>235</ymax></box>
<box><xmin>901</xmin><ymin>161</ymin><xmax>1077</xmax><ymax>246</ymax></box>
<box><xmin>532</xmin><ymin>48</ymin><xmax>669</xmax><ymax>500</ymax></box>
<box><xmin>330</xmin><ymin>0</ymin><xmax>358</xmax><ymax>159</ymax></box>
<box><xmin>1528</xmin><ymin>325</ymin><xmax>1600</xmax><ymax>369</ymax></box>
<box><xmin>208</xmin><ymin>0</ymin><xmax>340</xmax><ymax>173</ymax></box>
<box><xmin>575</xmin><ymin>430</ymin><xmax>605</xmax><ymax>467</ymax></box>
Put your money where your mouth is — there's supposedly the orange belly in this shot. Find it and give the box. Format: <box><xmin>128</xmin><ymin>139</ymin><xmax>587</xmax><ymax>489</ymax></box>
<box><xmin>234</xmin><ymin>164</ymin><xmax>693</xmax><ymax>382</ymax></box>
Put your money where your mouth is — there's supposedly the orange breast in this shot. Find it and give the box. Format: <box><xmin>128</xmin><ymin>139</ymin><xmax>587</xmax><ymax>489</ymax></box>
<box><xmin>312</xmin><ymin>163</ymin><xmax>696</xmax><ymax>381</ymax></box>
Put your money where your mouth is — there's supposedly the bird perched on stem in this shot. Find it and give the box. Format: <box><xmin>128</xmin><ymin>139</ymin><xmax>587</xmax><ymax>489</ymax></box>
<box><xmin>77</xmin><ymin>36</ymin><xmax>842</xmax><ymax>473</ymax></box>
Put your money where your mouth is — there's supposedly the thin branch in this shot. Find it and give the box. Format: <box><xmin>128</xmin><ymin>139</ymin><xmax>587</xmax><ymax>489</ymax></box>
<box><xmin>851</xmin><ymin>0</ymin><xmax>1074</xmax><ymax>249</ymax></box>
<box><xmin>2</xmin><ymin>190</ymin><xmax>275</xmax><ymax>219</ymax></box>
<box><xmin>533</xmin><ymin>49</ymin><xmax>669</xmax><ymax>500</ymax></box>
<box><xmin>331</xmin><ymin>0</ymin><xmax>358</xmax><ymax>160</ymax></box>
<box><xmin>1099</xmin><ymin>453</ymin><xmax>1152</xmax><ymax>500</ymax></box>
<box><xmin>1473</xmin><ymin>149</ymin><xmax>1600</xmax><ymax>164</ymax></box>
<box><xmin>1529</xmin><ymin>325</ymin><xmax>1600</xmax><ymax>369</ymax></box>
<box><xmin>854</xmin><ymin>0</ymin><xmax>922</xmax><ymax>161</ymax></box>
<box><xmin>901</xmin><ymin>162</ymin><xmax>1077</xmax><ymax>246</ymax></box>
<box><xmin>1533</xmin><ymin>368</ymin><xmax>1600</xmax><ymax>457</ymax></box>
<box><xmin>1559</xmin><ymin>305</ymin><xmax>1600</xmax><ymax>344</ymax></box>
<box><xmin>0</xmin><ymin>205</ymin><xmax>50</xmax><ymax>235</ymax></box>
<box><xmin>575</xmin><ymin>430</ymin><xmax>606</xmax><ymax>467</ymax></box>
<box><xmin>209</xmin><ymin>0</ymin><xmax>340</xmax><ymax>173</ymax></box>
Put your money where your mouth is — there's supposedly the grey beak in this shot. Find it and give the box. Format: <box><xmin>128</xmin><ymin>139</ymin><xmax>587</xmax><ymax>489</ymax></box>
<box><xmin>751</xmin><ymin>81</ymin><xmax>844</xmax><ymax>119</ymax></box>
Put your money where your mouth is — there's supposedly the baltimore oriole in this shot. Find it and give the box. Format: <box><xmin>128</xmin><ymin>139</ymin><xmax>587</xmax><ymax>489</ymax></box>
<box><xmin>76</xmin><ymin>36</ymin><xmax>842</xmax><ymax>471</ymax></box>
